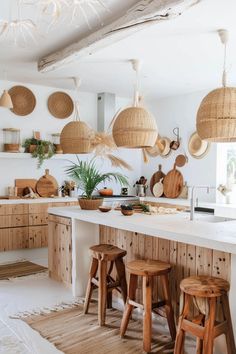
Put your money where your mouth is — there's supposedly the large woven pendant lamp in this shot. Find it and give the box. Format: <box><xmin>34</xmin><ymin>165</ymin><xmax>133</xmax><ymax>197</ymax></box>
<box><xmin>197</xmin><ymin>29</ymin><xmax>236</xmax><ymax>142</ymax></box>
<box><xmin>60</xmin><ymin>78</ymin><xmax>94</xmax><ymax>154</ymax></box>
<box><xmin>112</xmin><ymin>60</ymin><xmax>158</xmax><ymax>148</ymax></box>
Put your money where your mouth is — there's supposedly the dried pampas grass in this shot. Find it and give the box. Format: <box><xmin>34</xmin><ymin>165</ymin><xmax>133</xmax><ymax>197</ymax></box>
<box><xmin>106</xmin><ymin>154</ymin><xmax>132</xmax><ymax>171</ymax></box>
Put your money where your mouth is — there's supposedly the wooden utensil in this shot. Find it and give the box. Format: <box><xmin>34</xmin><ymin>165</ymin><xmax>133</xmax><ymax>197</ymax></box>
<box><xmin>152</xmin><ymin>178</ymin><xmax>164</xmax><ymax>198</ymax></box>
<box><xmin>150</xmin><ymin>165</ymin><xmax>165</xmax><ymax>196</ymax></box>
<box><xmin>36</xmin><ymin>170</ymin><xmax>58</xmax><ymax>197</ymax></box>
<box><xmin>15</xmin><ymin>179</ymin><xmax>37</xmax><ymax>197</ymax></box>
<box><xmin>163</xmin><ymin>164</ymin><xmax>184</xmax><ymax>198</ymax></box>
<box><xmin>175</xmin><ymin>154</ymin><xmax>188</xmax><ymax>168</ymax></box>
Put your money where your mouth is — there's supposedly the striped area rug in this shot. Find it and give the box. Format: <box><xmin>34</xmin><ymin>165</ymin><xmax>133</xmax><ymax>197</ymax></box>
<box><xmin>0</xmin><ymin>261</ymin><xmax>47</xmax><ymax>280</ymax></box>
<box><xmin>21</xmin><ymin>302</ymin><xmax>175</xmax><ymax>354</ymax></box>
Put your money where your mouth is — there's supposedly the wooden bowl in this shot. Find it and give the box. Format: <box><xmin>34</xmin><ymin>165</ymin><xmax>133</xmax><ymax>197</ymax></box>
<box><xmin>121</xmin><ymin>209</ymin><xmax>134</xmax><ymax>216</ymax></box>
<box><xmin>99</xmin><ymin>206</ymin><xmax>112</xmax><ymax>213</ymax></box>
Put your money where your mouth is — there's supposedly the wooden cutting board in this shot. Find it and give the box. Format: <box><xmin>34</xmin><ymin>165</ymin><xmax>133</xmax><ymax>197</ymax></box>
<box><xmin>163</xmin><ymin>164</ymin><xmax>184</xmax><ymax>198</ymax></box>
<box><xmin>150</xmin><ymin>165</ymin><xmax>165</xmax><ymax>196</ymax></box>
<box><xmin>15</xmin><ymin>179</ymin><xmax>37</xmax><ymax>197</ymax></box>
<box><xmin>36</xmin><ymin>170</ymin><xmax>58</xmax><ymax>197</ymax></box>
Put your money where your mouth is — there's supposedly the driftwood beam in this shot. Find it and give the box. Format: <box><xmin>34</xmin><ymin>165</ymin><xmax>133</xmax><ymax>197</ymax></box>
<box><xmin>38</xmin><ymin>0</ymin><xmax>200</xmax><ymax>73</ymax></box>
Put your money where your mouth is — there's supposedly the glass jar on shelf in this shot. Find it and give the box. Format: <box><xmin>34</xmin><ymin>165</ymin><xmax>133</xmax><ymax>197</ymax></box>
<box><xmin>51</xmin><ymin>133</ymin><xmax>63</xmax><ymax>154</ymax></box>
<box><xmin>3</xmin><ymin>128</ymin><xmax>20</xmax><ymax>152</ymax></box>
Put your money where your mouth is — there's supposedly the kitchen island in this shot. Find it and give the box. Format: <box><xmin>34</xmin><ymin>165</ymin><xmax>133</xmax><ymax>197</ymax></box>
<box><xmin>48</xmin><ymin>205</ymin><xmax>236</xmax><ymax>339</ymax></box>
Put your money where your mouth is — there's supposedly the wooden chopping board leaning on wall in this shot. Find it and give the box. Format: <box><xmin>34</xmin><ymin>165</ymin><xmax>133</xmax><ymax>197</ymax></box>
<box><xmin>36</xmin><ymin>169</ymin><xmax>58</xmax><ymax>197</ymax></box>
<box><xmin>163</xmin><ymin>163</ymin><xmax>184</xmax><ymax>198</ymax></box>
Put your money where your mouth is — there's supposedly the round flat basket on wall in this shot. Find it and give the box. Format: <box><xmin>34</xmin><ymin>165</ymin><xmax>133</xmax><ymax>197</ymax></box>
<box><xmin>9</xmin><ymin>86</ymin><xmax>36</xmax><ymax>116</ymax></box>
<box><xmin>48</xmin><ymin>92</ymin><xmax>74</xmax><ymax>119</ymax></box>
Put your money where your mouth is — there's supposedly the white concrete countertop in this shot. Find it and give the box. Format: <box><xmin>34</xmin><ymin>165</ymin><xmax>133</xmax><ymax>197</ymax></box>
<box><xmin>48</xmin><ymin>206</ymin><xmax>236</xmax><ymax>254</ymax></box>
<box><xmin>0</xmin><ymin>197</ymin><xmax>78</xmax><ymax>204</ymax></box>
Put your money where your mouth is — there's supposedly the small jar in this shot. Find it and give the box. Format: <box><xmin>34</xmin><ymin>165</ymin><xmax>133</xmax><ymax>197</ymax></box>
<box><xmin>3</xmin><ymin>128</ymin><xmax>20</xmax><ymax>152</ymax></box>
<box><xmin>51</xmin><ymin>133</ymin><xmax>63</xmax><ymax>154</ymax></box>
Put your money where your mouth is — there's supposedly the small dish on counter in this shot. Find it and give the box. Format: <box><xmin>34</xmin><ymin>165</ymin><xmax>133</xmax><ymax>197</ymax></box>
<box><xmin>98</xmin><ymin>206</ymin><xmax>112</xmax><ymax>213</ymax></box>
<box><xmin>121</xmin><ymin>204</ymin><xmax>134</xmax><ymax>216</ymax></box>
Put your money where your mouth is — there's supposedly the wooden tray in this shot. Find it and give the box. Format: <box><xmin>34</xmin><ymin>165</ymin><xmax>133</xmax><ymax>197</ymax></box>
<box><xmin>15</xmin><ymin>179</ymin><xmax>37</xmax><ymax>196</ymax></box>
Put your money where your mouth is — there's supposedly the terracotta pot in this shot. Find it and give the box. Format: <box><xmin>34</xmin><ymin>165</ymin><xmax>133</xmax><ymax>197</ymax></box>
<box><xmin>99</xmin><ymin>188</ymin><xmax>113</xmax><ymax>196</ymax></box>
<box><xmin>79</xmin><ymin>198</ymin><xmax>103</xmax><ymax>210</ymax></box>
<box><xmin>28</xmin><ymin>144</ymin><xmax>49</xmax><ymax>153</ymax></box>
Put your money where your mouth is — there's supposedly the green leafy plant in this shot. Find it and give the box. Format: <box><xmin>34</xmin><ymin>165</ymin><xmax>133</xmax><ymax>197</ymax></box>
<box><xmin>66</xmin><ymin>157</ymin><xmax>129</xmax><ymax>199</ymax></box>
<box><xmin>23</xmin><ymin>138</ymin><xmax>55</xmax><ymax>168</ymax></box>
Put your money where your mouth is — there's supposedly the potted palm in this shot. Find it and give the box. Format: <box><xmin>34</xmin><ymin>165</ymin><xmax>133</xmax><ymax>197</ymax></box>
<box><xmin>66</xmin><ymin>158</ymin><xmax>129</xmax><ymax>210</ymax></box>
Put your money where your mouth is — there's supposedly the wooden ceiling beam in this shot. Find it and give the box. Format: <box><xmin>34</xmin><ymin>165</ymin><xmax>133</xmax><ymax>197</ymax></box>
<box><xmin>38</xmin><ymin>0</ymin><xmax>200</xmax><ymax>73</ymax></box>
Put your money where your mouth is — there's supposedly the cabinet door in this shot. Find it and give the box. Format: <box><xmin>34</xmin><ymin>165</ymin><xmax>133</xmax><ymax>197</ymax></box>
<box><xmin>29</xmin><ymin>213</ymin><xmax>49</xmax><ymax>226</ymax></box>
<box><xmin>48</xmin><ymin>218</ymin><xmax>72</xmax><ymax>285</ymax></box>
<box><xmin>28</xmin><ymin>226</ymin><xmax>48</xmax><ymax>249</ymax></box>
<box><xmin>0</xmin><ymin>227</ymin><xmax>29</xmax><ymax>251</ymax></box>
<box><xmin>0</xmin><ymin>204</ymin><xmax>28</xmax><ymax>215</ymax></box>
<box><xmin>0</xmin><ymin>215</ymin><xmax>29</xmax><ymax>228</ymax></box>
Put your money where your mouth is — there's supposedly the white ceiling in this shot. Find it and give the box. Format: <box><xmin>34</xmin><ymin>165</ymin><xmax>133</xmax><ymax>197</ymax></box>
<box><xmin>0</xmin><ymin>0</ymin><xmax>236</xmax><ymax>99</ymax></box>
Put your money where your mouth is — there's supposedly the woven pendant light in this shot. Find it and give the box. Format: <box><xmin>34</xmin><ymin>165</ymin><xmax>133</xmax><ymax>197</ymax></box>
<box><xmin>197</xmin><ymin>29</ymin><xmax>236</xmax><ymax>142</ymax></box>
<box><xmin>112</xmin><ymin>60</ymin><xmax>158</xmax><ymax>148</ymax></box>
<box><xmin>60</xmin><ymin>78</ymin><xmax>94</xmax><ymax>154</ymax></box>
<box><xmin>0</xmin><ymin>90</ymin><xmax>13</xmax><ymax>109</ymax></box>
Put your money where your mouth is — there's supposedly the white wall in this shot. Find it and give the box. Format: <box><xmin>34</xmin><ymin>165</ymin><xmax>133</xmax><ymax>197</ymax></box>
<box><xmin>0</xmin><ymin>80</ymin><xmax>141</xmax><ymax>196</ymax></box>
<box><xmin>143</xmin><ymin>91</ymin><xmax>217</xmax><ymax>202</ymax></box>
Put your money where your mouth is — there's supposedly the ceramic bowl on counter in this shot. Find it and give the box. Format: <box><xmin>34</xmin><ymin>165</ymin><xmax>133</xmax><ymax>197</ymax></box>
<box><xmin>121</xmin><ymin>204</ymin><xmax>134</xmax><ymax>216</ymax></box>
<box><xmin>98</xmin><ymin>206</ymin><xmax>112</xmax><ymax>213</ymax></box>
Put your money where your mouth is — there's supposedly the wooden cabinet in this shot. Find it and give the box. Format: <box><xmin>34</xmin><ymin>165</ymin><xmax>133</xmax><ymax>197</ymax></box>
<box><xmin>0</xmin><ymin>201</ymin><xmax>77</xmax><ymax>252</ymax></box>
<box><xmin>48</xmin><ymin>215</ymin><xmax>72</xmax><ymax>286</ymax></box>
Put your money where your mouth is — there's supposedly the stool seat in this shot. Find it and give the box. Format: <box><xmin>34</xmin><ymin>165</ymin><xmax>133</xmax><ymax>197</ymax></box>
<box><xmin>89</xmin><ymin>244</ymin><xmax>127</xmax><ymax>261</ymax></box>
<box><xmin>126</xmin><ymin>259</ymin><xmax>171</xmax><ymax>276</ymax></box>
<box><xmin>180</xmin><ymin>275</ymin><xmax>230</xmax><ymax>298</ymax></box>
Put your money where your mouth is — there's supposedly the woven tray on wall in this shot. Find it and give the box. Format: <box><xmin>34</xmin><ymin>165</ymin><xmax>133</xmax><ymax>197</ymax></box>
<box><xmin>48</xmin><ymin>92</ymin><xmax>74</xmax><ymax>119</ymax></box>
<box><xmin>9</xmin><ymin>86</ymin><xmax>36</xmax><ymax>116</ymax></box>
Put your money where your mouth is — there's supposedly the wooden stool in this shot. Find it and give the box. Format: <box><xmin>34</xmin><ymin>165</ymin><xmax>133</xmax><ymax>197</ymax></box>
<box><xmin>174</xmin><ymin>275</ymin><xmax>236</xmax><ymax>354</ymax></box>
<box><xmin>120</xmin><ymin>259</ymin><xmax>176</xmax><ymax>353</ymax></box>
<box><xmin>84</xmin><ymin>244</ymin><xmax>127</xmax><ymax>326</ymax></box>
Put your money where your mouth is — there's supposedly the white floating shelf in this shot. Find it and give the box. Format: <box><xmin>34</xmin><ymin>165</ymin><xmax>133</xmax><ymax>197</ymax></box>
<box><xmin>0</xmin><ymin>152</ymin><xmax>76</xmax><ymax>160</ymax></box>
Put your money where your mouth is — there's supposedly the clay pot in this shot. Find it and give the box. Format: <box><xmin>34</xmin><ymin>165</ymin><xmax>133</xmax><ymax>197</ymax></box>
<box><xmin>99</xmin><ymin>188</ymin><xmax>113</xmax><ymax>196</ymax></box>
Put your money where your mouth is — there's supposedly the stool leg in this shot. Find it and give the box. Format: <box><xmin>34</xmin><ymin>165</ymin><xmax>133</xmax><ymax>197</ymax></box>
<box><xmin>161</xmin><ymin>274</ymin><xmax>176</xmax><ymax>341</ymax></box>
<box><xmin>174</xmin><ymin>293</ymin><xmax>191</xmax><ymax>354</ymax></box>
<box><xmin>107</xmin><ymin>261</ymin><xmax>114</xmax><ymax>309</ymax></box>
<box><xmin>98</xmin><ymin>259</ymin><xmax>107</xmax><ymax>326</ymax></box>
<box><xmin>84</xmin><ymin>258</ymin><xmax>98</xmax><ymax>314</ymax></box>
<box><xmin>203</xmin><ymin>298</ymin><xmax>216</xmax><ymax>354</ymax></box>
<box><xmin>115</xmin><ymin>257</ymin><xmax>127</xmax><ymax>304</ymax></box>
<box><xmin>120</xmin><ymin>274</ymin><xmax>138</xmax><ymax>338</ymax></box>
<box><xmin>221</xmin><ymin>294</ymin><xmax>236</xmax><ymax>354</ymax></box>
<box><xmin>143</xmin><ymin>275</ymin><xmax>153</xmax><ymax>353</ymax></box>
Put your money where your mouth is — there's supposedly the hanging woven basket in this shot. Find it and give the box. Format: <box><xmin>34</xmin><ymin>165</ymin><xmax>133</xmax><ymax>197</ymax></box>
<box><xmin>60</xmin><ymin>121</ymin><xmax>94</xmax><ymax>154</ymax></box>
<box><xmin>197</xmin><ymin>87</ymin><xmax>236</xmax><ymax>142</ymax></box>
<box><xmin>112</xmin><ymin>106</ymin><xmax>158</xmax><ymax>148</ymax></box>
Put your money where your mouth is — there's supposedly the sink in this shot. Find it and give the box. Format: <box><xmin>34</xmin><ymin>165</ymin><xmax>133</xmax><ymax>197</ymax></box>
<box><xmin>193</xmin><ymin>215</ymin><xmax>232</xmax><ymax>223</ymax></box>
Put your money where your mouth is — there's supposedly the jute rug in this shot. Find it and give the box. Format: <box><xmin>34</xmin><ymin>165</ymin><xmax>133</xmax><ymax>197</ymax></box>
<box><xmin>21</xmin><ymin>302</ymin><xmax>174</xmax><ymax>354</ymax></box>
<box><xmin>0</xmin><ymin>261</ymin><xmax>47</xmax><ymax>280</ymax></box>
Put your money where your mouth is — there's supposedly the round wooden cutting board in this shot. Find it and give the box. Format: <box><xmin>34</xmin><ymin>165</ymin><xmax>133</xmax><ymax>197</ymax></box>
<box><xmin>163</xmin><ymin>164</ymin><xmax>184</xmax><ymax>198</ymax></box>
<box><xmin>36</xmin><ymin>170</ymin><xmax>58</xmax><ymax>197</ymax></box>
<box><xmin>150</xmin><ymin>165</ymin><xmax>165</xmax><ymax>196</ymax></box>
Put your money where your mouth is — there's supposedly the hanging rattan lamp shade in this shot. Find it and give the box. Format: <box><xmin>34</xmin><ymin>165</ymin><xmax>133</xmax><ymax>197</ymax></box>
<box><xmin>60</xmin><ymin>121</ymin><xmax>94</xmax><ymax>154</ymax></box>
<box><xmin>112</xmin><ymin>106</ymin><xmax>158</xmax><ymax>148</ymax></box>
<box><xmin>196</xmin><ymin>87</ymin><xmax>236</xmax><ymax>142</ymax></box>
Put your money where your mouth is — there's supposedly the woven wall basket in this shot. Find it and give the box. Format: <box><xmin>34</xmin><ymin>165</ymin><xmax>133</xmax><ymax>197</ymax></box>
<box><xmin>197</xmin><ymin>87</ymin><xmax>236</xmax><ymax>142</ymax></box>
<box><xmin>48</xmin><ymin>92</ymin><xmax>74</xmax><ymax>119</ymax></box>
<box><xmin>60</xmin><ymin>121</ymin><xmax>93</xmax><ymax>154</ymax></box>
<box><xmin>9</xmin><ymin>86</ymin><xmax>36</xmax><ymax>116</ymax></box>
<box><xmin>112</xmin><ymin>107</ymin><xmax>158</xmax><ymax>148</ymax></box>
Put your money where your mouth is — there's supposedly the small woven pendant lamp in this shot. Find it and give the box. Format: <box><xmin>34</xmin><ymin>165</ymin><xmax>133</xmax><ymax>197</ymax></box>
<box><xmin>112</xmin><ymin>60</ymin><xmax>158</xmax><ymax>148</ymax></box>
<box><xmin>197</xmin><ymin>29</ymin><xmax>236</xmax><ymax>142</ymax></box>
<box><xmin>60</xmin><ymin>78</ymin><xmax>94</xmax><ymax>154</ymax></box>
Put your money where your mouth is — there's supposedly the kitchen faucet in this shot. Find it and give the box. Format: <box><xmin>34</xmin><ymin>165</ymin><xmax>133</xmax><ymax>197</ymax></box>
<box><xmin>190</xmin><ymin>186</ymin><xmax>216</xmax><ymax>221</ymax></box>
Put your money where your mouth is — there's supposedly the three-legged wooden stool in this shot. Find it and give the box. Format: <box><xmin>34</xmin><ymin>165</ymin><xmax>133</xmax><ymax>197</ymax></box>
<box><xmin>174</xmin><ymin>275</ymin><xmax>236</xmax><ymax>354</ymax></box>
<box><xmin>120</xmin><ymin>259</ymin><xmax>176</xmax><ymax>353</ymax></box>
<box><xmin>84</xmin><ymin>244</ymin><xmax>127</xmax><ymax>326</ymax></box>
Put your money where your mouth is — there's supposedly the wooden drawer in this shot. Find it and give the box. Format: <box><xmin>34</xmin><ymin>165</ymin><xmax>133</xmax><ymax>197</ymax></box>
<box><xmin>29</xmin><ymin>213</ymin><xmax>48</xmax><ymax>226</ymax></box>
<box><xmin>0</xmin><ymin>204</ymin><xmax>28</xmax><ymax>215</ymax></box>
<box><xmin>0</xmin><ymin>214</ymin><xmax>29</xmax><ymax>228</ymax></box>
<box><xmin>28</xmin><ymin>226</ymin><xmax>48</xmax><ymax>249</ymax></box>
<box><xmin>0</xmin><ymin>227</ymin><xmax>29</xmax><ymax>251</ymax></box>
<box><xmin>29</xmin><ymin>203</ymin><xmax>49</xmax><ymax>214</ymax></box>
<box><xmin>48</xmin><ymin>214</ymin><xmax>71</xmax><ymax>226</ymax></box>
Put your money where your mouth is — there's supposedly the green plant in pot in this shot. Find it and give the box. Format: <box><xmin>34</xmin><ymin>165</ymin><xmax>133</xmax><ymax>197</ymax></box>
<box><xmin>23</xmin><ymin>138</ymin><xmax>55</xmax><ymax>168</ymax></box>
<box><xmin>66</xmin><ymin>157</ymin><xmax>129</xmax><ymax>210</ymax></box>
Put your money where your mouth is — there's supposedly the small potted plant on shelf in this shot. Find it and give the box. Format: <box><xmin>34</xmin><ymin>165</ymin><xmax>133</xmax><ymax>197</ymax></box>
<box><xmin>66</xmin><ymin>157</ymin><xmax>129</xmax><ymax>210</ymax></box>
<box><xmin>23</xmin><ymin>138</ymin><xmax>55</xmax><ymax>168</ymax></box>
